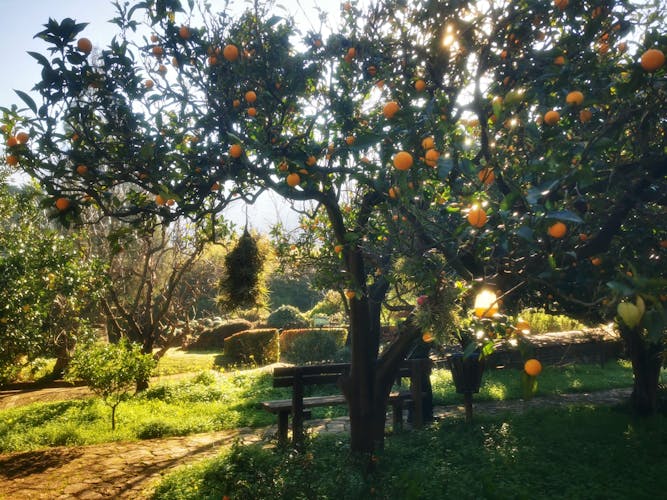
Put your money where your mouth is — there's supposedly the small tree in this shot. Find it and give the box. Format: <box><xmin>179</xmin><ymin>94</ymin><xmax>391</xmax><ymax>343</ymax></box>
<box><xmin>66</xmin><ymin>339</ymin><xmax>156</xmax><ymax>430</ymax></box>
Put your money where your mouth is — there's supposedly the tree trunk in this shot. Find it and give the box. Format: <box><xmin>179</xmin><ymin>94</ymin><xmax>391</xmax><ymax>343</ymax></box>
<box><xmin>343</xmin><ymin>295</ymin><xmax>378</xmax><ymax>454</ymax></box>
<box><xmin>618</xmin><ymin>324</ymin><xmax>663</xmax><ymax>415</ymax></box>
<box><xmin>135</xmin><ymin>328</ymin><xmax>154</xmax><ymax>392</ymax></box>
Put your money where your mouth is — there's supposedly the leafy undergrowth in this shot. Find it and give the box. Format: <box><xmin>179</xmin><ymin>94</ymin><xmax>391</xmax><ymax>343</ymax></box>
<box><xmin>431</xmin><ymin>359</ymin><xmax>640</xmax><ymax>405</ymax></box>
<box><xmin>0</xmin><ymin>360</ymin><xmax>654</xmax><ymax>454</ymax></box>
<box><xmin>151</xmin><ymin>404</ymin><xmax>667</xmax><ymax>499</ymax></box>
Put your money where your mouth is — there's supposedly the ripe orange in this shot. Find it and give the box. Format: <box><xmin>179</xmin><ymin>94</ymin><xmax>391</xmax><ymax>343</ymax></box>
<box><xmin>245</xmin><ymin>90</ymin><xmax>257</xmax><ymax>103</ymax></box>
<box><xmin>414</xmin><ymin>79</ymin><xmax>426</xmax><ymax>92</ymax></box>
<box><xmin>345</xmin><ymin>135</ymin><xmax>356</xmax><ymax>146</ymax></box>
<box><xmin>393</xmin><ymin>151</ymin><xmax>413</xmax><ymax>170</ymax></box>
<box><xmin>367</xmin><ymin>65</ymin><xmax>377</xmax><ymax>76</ymax></box>
<box><xmin>421</xmin><ymin>137</ymin><xmax>435</xmax><ymax>150</ymax></box>
<box><xmin>579</xmin><ymin>233</ymin><xmax>588</xmax><ymax>241</ymax></box>
<box><xmin>155</xmin><ymin>194</ymin><xmax>166</xmax><ymax>206</ymax></box>
<box><xmin>467</xmin><ymin>205</ymin><xmax>488</xmax><ymax>228</ymax></box>
<box><xmin>232</xmin><ymin>99</ymin><xmax>241</xmax><ymax>108</ymax></box>
<box><xmin>659</xmin><ymin>240</ymin><xmax>667</xmax><ymax>249</ymax></box>
<box><xmin>334</xmin><ymin>244</ymin><xmax>344</xmax><ymax>254</ymax></box>
<box><xmin>388</xmin><ymin>186</ymin><xmax>399</xmax><ymax>199</ymax></box>
<box><xmin>524</xmin><ymin>359</ymin><xmax>542</xmax><ymax>376</ymax></box>
<box><xmin>383</xmin><ymin>101</ymin><xmax>400</xmax><ymax>119</ymax></box>
<box><xmin>6</xmin><ymin>136</ymin><xmax>18</xmax><ymax>147</ymax></box>
<box><xmin>222</xmin><ymin>44</ymin><xmax>239</xmax><ymax>61</ymax></box>
<box><xmin>543</xmin><ymin>110</ymin><xmax>560</xmax><ymax>125</ymax></box>
<box><xmin>211</xmin><ymin>182</ymin><xmax>220</xmax><ymax>191</ymax></box>
<box><xmin>76</xmin><ymin>164</ymin><xmax>88</xmax><ymax>175</ymax></box>
<box><xmin>346</xmin><ymin>47</ymin><xmax>356</xmax><ymax>59</ymax></box>
<box><xmin>554</xmin><ymin>0</ymin><xmax>569</xmax><ymax>10</ymax></box>
<box><xmin>547</xmin><ymin>221</ymin><xmax>567</xmax><ymax>238</ymax></box>
<box><xmin>16</xmin><ymin>132</ymin><xmax>29</xmax><ymax>144</ymax></box>
<box><xmin>152</xmin><ymin>46</ymin><xmax>164</xmax><ymax>57</ymax></box>
<box><xmin>640</xmin><ymin>48</ymin><xmax>665</xmax><ymax>72</ymax></box>
<box><xmin>247</xmin><ymin>107</ymin><xmax>257</xmax><ymax>117</ymax></box>
<box><xmin>478</xmin><ymin>168</ymin><xmax>495</xmax><ymax>185</ymax></box>
<box><xmin>158</xmin><ymin>64</ymin><xmax>167</xmax><ymax>74</ymax></box>
<box><xmin>55</xmin><ymin>197</ymin><xmax>71</xmax><ymax>211</ymax></box>
<box><xmin>565</xmin><ymin>90</ymin><xmax>584</xmax><ymax>106</ymax></box>
<box><xmin>590</xmin><ymin>256</ymin><xmax>602</xmax><ymax>266</ymax></box>
<box><xmin>77</xmin><ymin>38</ymin><xmax>93</xmax><ymax>54</ymax></box>
<box><xmin>179</xmin><ymin>25</ymin><xmax>191</xmax><ymax>39</ymax></box>
<box><xmin>345</xmin><ymin>289</ymin><xmax>356</xmax><ymax>300</ymax></box>
<box><xmin>278</xmin><ymin>161</ymin><xmax>288</xmax><ymax>172</ymax></box>
<box><xmin>286</xmin><ymin>172</ymin><xmax>301</xmax><ymax>187</ymax></box>
<box><xmin>6</xmin><ymin>154</ymin><xmax>18</xmax><ymax>166</ymax></box>
<box><xmin>229</xmin><ymin>144</ymin><xmax>243</xmax><ymax>158</ymax></box>
<box><xmin>579</xmin><ymin>108</ymin><xmax>593</xmax><ymax>123</ymax></box>
<box><xmin>145</xmin><ymin>79</ymin><xmax>154</xmax><ymax>89</ymax></box>
<box><xmin>306</xmin><ymin>155</ymin><xmax>317</xmax><ymax>167</ymax></box>
<box><xmin>553</xmin><ymin>55</ymin><xmax>566</xmax><ymax>66</ymax></box>
<box><xmin>150</xmin><ymin>34</ymin><xmax>159</xmax><ymax>43</ymax></box>
<box><xmin>424</xmin><ymin>149</ymin><xmax>439</xmax><ymax>167</ymax></box>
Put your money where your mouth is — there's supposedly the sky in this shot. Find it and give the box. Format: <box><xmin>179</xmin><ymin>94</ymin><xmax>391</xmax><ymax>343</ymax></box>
<box><xmin>0</xmin><ymin>0</ymin><xmax>341</xmax><ymax>233</ymax></box>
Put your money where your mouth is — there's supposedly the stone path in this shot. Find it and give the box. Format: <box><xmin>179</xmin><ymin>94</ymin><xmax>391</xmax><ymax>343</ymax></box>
<box><xmin>0</xmin><ymin>387</ymin><xmax>632</xmax><ymax>500</ymax></box>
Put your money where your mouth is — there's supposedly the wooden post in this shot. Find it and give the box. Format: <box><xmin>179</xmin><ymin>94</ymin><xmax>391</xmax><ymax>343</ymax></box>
<box><xmin>291</xmin><ymin>369</ymin><xmax>304</xmax><ymax>446</ymax></box>
<box><xmin>277</xmin><ymin>411</ymin><xmax>289</xmax><ymax>445</ymax></box>
<box><xmin>464</xmin><ymin>391</ymin><xmax>473</xmax><ymax>423</ymax></box>
<box><xmin>410</xmin><ymin>359</ymin><xmax>424</xmax><ymax>428</ymax></box>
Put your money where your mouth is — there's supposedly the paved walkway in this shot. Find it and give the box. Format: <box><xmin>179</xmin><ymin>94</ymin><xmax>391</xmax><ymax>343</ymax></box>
<box><xmin>0</xmin><ymin>387</ymin><xmax>632</xmax><ymax>499</ymax></box>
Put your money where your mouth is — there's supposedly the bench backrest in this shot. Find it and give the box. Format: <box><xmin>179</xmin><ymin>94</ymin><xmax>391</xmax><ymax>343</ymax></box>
<box><xmin>272</xmin><ymin>359</ymin><xmax>431</xmax><ymax>388</ymax></box>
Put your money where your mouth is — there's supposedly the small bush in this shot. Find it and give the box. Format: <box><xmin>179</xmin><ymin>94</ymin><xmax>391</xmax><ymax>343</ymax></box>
<box><xmin>65</xmin><ymin>339</ymin><xmax>156</xmax><ymax>430</ymax></box>
<box><xmin>137</xmin><ymin>420</ymin><xmax>177</xmax><ymax>439</ymax></box>
<box><xmin>187</xmin><ymin>319</ymin><xmax>253</xmax><ymax>350</ymax></box>
<box><xmin>520</xmin><ymin>308</ymin><xmax>586</xmax><ymax>334</ymax></box>
<box><xmin>280</xmin><ymin>328</ymin><xmax>348</xmax><ymax>363</ymax></box>
<box><xmin>266</xmin><ymin>305</ymin><xmax>309</xmax><ymax>330</ymax></box>
<box><xmin>307</xmin><ymin>290</ymin><xmax>345</xmax><ymax>317</ymax></box>
<box><xmin>223</xmin><ymin>329</ymin><xmax>280</xmax><ymax>366</ymax></box>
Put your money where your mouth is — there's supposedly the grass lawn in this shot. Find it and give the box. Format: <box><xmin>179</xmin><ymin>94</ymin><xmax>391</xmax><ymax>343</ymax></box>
<box><xmin>151</xmin><ymin>404</ymin><xmax>667</xmax><ymax>499</ymax></box>
<box><xmin>0</xmin><ymin>360</ymin><xmax>660</xmax><ymax>454</ymax></box>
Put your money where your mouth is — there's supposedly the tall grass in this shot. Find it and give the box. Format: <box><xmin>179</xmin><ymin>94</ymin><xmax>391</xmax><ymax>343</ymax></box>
<box><xmin>151</xmin><ymin>405</ymin><xmax>667</xmax><ymax>499</ymax></box>
<box><xmin>0</xmin><ymin>360</ymin><xmax>655</xmax><ymax>454</ymax></box>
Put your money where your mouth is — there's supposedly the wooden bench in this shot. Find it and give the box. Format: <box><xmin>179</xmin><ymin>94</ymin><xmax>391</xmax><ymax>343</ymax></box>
<box><xmin>261</xmin><ymin>359</ymin><xmax>432</xmax><ymax>445</ymax></box>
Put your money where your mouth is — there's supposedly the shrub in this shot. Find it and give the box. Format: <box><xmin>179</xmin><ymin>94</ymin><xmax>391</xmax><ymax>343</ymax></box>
<box><xmin>308</xmin><ymin>290</ymin><xmax>345</xmax><ymax>317</ymax></box>
<box><xmin>65</xmin><ymin>339</ymin><xmax>156</xmax><ymax>430</ymax></box>
<box><xmin>223</xmin><ymin>329</ymin><xmax>280</xmax><ymax>366</ymax></box>
<box><xmin>187</xmin><ymin>319</ymin><xmax>253</xmax><ymax>350</ymax></box>
<box><xmin>520</xmin><ymin>309</ymin><xmax>586</xmax><ymax>334</ymax></box>
<box><xmin>280</xmin><ymin>328</ymin><xmax>348</xmax><ymax>364</ymax></box>
<box><xmin>266</xmin><ymin>305</ymin><xmax>309</xmax><ymax>330</ymax></box>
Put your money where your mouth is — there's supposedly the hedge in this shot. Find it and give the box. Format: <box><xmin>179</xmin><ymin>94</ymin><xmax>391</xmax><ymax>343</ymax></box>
<box><xmin>223</xmin><ymin>328</ymin><xmax>280</xmax><ymax>366</ymax></box>
<box><xmin>280</xmin><ymin>328</ymin><xmax>348</xmax><ymax>364</ymax></box>
<box><xmin>187</xmin><ymin>319</ymin><xmax>253</xmax><ymax>350</ymax></box>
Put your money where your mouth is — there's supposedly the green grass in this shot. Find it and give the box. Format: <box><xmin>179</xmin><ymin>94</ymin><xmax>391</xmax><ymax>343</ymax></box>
<box><xmin>153</xmin><ymin>349</ymin><xmax>221</xmax><ymax>376</ymax></box>
<box><xmin>431</xmin><ymin>360</ymin><xmax>643</xmax><ymax>405</ymax></box>
<box><xmin>151</xmin><ymin>405</ymin><xmax>667</xmax><ymax>499</ymax></box>
<box><xmin>0</xmin><ymin>360</ymin><xmax>657</xmax><ymax>454</ymax></box>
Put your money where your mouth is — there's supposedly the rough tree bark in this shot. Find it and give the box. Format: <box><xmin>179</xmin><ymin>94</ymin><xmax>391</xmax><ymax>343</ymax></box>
<box><xmin>618</xmin><ymin>324</ymin><xmax>663</xmax><ymax>415</ymax></box>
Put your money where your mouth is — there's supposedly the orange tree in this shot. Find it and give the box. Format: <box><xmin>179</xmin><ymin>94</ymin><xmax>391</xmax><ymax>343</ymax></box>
<box><xmin>0</xmin><ymin>180</ymin><xmax>105</xmax><ymax>383</ymax></box>
<box><xmin>4</xmin><ymin>0</ymin><xmax>666</xmax><ymax>450</ymax></box>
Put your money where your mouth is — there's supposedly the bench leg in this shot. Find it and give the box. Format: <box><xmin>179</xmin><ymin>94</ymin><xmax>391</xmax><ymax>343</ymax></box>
<box><xmin>392</xmin><ymin>400</ymin><xmax>404</xmax><ymax>432</ymax></box>
<box><xmin>277</xmin><ymin>411</ymin><xmax>289</xmax><ymax>445</ymax></box>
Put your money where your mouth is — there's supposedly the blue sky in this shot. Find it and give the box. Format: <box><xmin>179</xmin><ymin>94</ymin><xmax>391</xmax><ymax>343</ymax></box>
<box><xmin>1</xmin><ymin>0</ymin><xmax>338</xmax><ymax>233</ymax></box>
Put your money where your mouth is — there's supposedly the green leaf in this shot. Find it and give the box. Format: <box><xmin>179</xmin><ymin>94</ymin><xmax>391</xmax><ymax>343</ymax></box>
<box><xmin>642</xmin><ymin>310</ymin><xmax>665</xmax><ymax>344</ymax></box>
<box><xmin>606</xmin><ymin>280</ymin><xmax>635</xmax><ymax>297</ymax></box>
<box><xmin>14</xmin><ymin>90</ymin><xmax>37</xmax><ymax>114</ymax></box>
<box><xmin>27</xmin><ymin>51</ymin><xmax>51</xmax><ymax>68</ymax></box>
<box><xmin>546</xmin><ymin>210</ymin><xmax>583</xmax><ymax>224</ymax></box>
<box><xmin>515</xmin><ymin>226</ymin><xmax>534</xmax><ymax>242</ymax></box>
